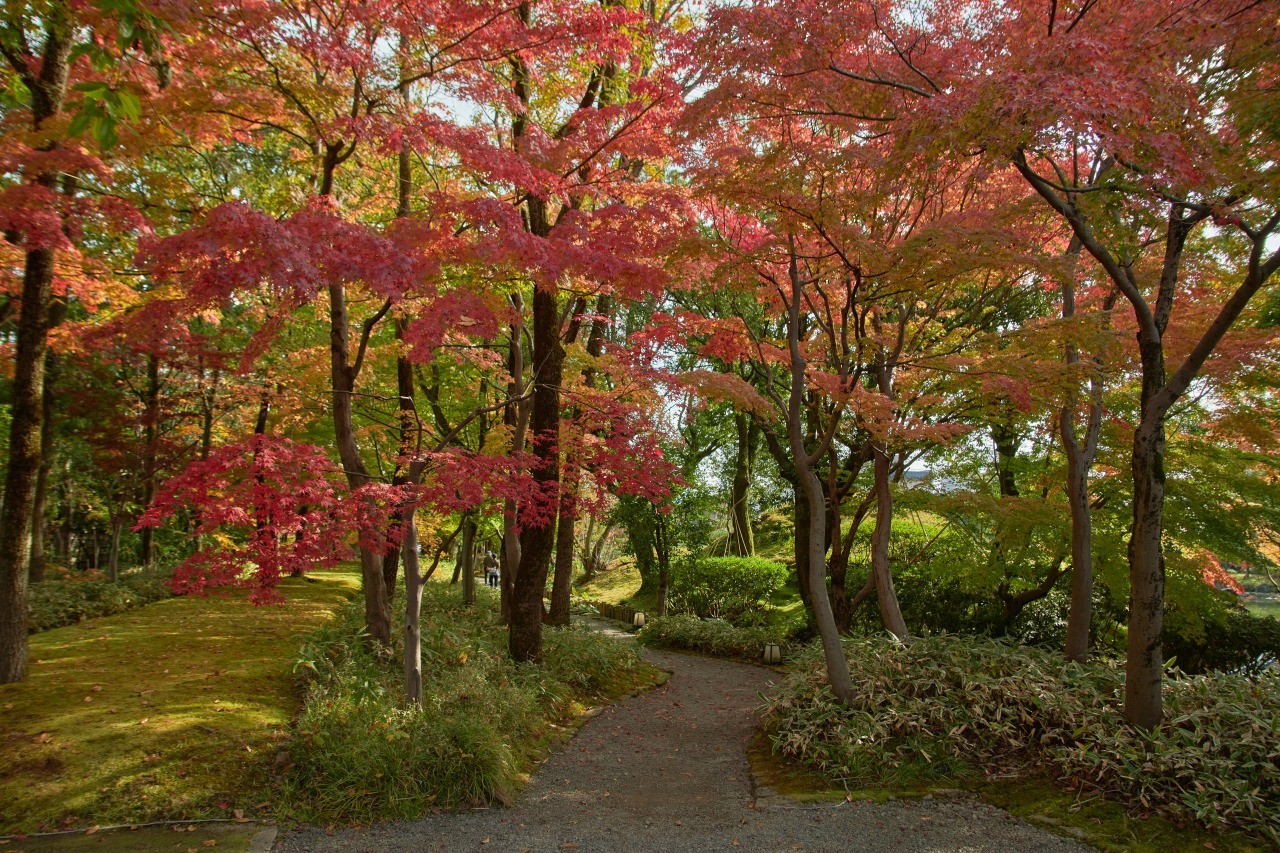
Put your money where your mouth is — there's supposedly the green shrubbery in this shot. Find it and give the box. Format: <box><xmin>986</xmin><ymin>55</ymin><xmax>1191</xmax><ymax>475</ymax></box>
<box><xmin>640</xmin><ymin>613</ymin><xmax>791</xmax><ymax>662</ymax></box>
<box><xmin>27</xmin><ymin>569</ymin><xmax>174</xmax><ymax>632</ymax></box>
<box><xmin>669</xmin><ymin>556</ymin><xmax>788</xmax><ymax>621</ymax></box>
<box><xmin>1163</xmin><ymin>605</ymin><xmax>1280</xmax><ymax>677</ymax></box>
<box><xmin>764</xmin><ymin>634</ymin><xmax>1280</xmax><ymax>843</ymax></box>
<box><xmin>279</xmin><ymin>583</ymin><xmax>646</xmax><ymax>824</ymax></box>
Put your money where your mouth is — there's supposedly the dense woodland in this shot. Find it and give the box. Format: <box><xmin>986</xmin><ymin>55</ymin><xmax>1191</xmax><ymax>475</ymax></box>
<box><xmin>2</xmin><ymin>0</ymin><xmax>1279</xmax><ymax>749</ymax></box>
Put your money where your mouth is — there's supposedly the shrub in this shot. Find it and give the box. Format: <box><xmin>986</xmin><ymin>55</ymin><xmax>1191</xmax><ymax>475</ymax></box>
<box><xmin>764</xmin><ymin>634</ymin><xmax>1280</xmax><ymax>844</ymax></box>
<box><xmin>640</xmin><ymin>613</ymin><xmax>791</xmax><ymax>662</ymax></box>
<box><xmin>27</xmin><ymin>569</ymin><xmax>174</xmax><ymax>632</ymax></box>
<box><xmin>280</xmin><ymin>584</ymin><xmax>645</xmax><ymax>823</ymax></box>
<box><xmin>1164</xmin><ymin>605</ymin><xmax>1280</xmax><ymax>677</ymax></box>
<box><xmin>669</xmin><ymin>556</ymin><xmax>788</xmax><ymax>622</ymax></box>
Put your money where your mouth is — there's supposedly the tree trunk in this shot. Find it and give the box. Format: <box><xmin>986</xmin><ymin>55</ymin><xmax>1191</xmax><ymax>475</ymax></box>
<box><xmin>784</xmin><ymin>256</ymin><xmax>854</xmax><ymax>703</ymax></box>
<box><xmin>791</xmin><ymin>480</ymin><xmax>813</xmax><ymax>610</ymax></box>
<box><xmin>1126</xmin><ymin>387</ymin><xmax>1168</xmax><ymax>728</ymax></box>
<box><xmin>138</xmin><ymin>354</ymin><xmax>161</xmax><ymax>568</ymax></box>
<box><xmin>870</xmin><ymin>444</ymin><xmax>909</xmax><ymax>640</ymax></box>
<box><xmin>460</xmin><ymin>515</ymin><xmax>477</xmax><ymax>606</ymax></box>
<box><xmin>509</xmin><ymin>275</ymin><xmax>563</xmax><ymax>662</ymax></box>
<box><xmin>501</xmin><ymin>295</ymin><xmax>526</xmax><ymax>624</ymax></box>
<box><xmin>547</xmin><ymin>483</ymin><xmax>576</xmax><ymax>626</ymax></box>
<box><xmin>655</xmin><ymin>511</ymin><xmax>670</xmax><ymax>617</ymax></box>
<box><xmin>328</xmin><ymin>281</ymin><xmax>391</xmax><ymax>647</ymax></box>
<box><xmin>29</xmin><ymin>350</ymin><xmax>58</xmax><ymax>583</ymax></box>
<box><xmin>1062</xmin><ymin>414</ymin><xmax>1095</xmax><ymax>662</ymax></box>
<box><xmin>382</xmin><ymin>321</ymin><xmax>417</xmax><ymax>604</ymax></box>
<box><xmin>107</xmin><ymin>510</ymin><xmax>125</xmax><ymax>584</ymax></box>
<box><xmin>0</xmin><ymin>246</ymin><xmax>55</xmax><ymax>682</ymax></box>
<box><xmin>729</xmin><ymin>413</ymin><xmax>756</xmax><ymax>556</ymax></box>
<box><xmin>401</xmin><ymin>509</ymin><xmax>423</xmax><ymax>706</ymax></box>
<box><xmin>0</xmin><ymin>8</ymin><xmax>72</xmax><ymax>683</ymax></box>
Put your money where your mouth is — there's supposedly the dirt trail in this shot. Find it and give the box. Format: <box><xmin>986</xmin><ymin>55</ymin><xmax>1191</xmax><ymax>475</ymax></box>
<box><xmin>279</xmin><ymin>641</ymin><xmax>1091</xmax><ymax>852</ymax></box>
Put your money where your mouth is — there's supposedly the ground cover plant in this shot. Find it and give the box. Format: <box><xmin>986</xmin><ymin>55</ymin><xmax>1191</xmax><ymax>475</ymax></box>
<box><xmin>26</xmin><ymin>568</ymin><xmax>175</xmax><ymax>634</ymax></box>
<box><xmin>763</xmin><ymin>635</ymin><xmax>1280</xmax><ymax>845</ymax></box>
<box><xmin>640</xmin><ymin>613</ymin><xmax>794</xmax><ymax>663</ymax></box>
<box><xmin>0</xmin><ymin>572</ymin><xmax>360</xmax><ymax>834</ymax></box>
<box><xmin>278</xmin><ymin>581</ymin><xmax>658</xmax><ymax>825</ymax></box>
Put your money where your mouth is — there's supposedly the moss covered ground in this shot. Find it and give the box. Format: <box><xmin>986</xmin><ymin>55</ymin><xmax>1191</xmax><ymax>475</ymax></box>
<box><xmin>0</xmin><ymin>571</ymin><xmax>359</xmax><ymax>835</ymax></box>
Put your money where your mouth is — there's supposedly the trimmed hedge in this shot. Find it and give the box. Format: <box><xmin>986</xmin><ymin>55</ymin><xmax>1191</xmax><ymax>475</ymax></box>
<box><xmin>669</xmin><ymin>556</ymin><xmax>788</xmax><ymax>622</ymax></box>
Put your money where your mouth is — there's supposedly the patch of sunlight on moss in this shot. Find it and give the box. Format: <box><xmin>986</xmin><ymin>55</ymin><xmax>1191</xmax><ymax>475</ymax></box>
<box><xmin>0</xmin><ymin>570</ymin><xmax>359</xmax><ymax>834</ymax></box>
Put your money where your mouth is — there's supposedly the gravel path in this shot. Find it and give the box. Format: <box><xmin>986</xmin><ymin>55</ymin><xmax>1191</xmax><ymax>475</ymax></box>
<box><xmin>279</xmin><ymin>642</ymin><xmax>1092</xmax><ymax>852</ymax></box>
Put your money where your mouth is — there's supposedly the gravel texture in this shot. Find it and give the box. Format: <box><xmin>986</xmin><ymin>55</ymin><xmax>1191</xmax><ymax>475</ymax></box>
<box><xmin>279</xmin><ymin>641</ymin><xmax>1093</xmax><ymax>852</ymax></box>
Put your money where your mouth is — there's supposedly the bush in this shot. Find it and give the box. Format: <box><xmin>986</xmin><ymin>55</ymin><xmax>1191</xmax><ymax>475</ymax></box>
<box><xmin>764</xmin><ymin>634</ymin><xmax>1280</xmax><ymax>844</ymax></box>
<box><xmin>1164</xmin><ymin>605</ymin><xmax>1280</xmax><ymax>677</ymax></box>
<box><xmin>640</xmin><ymin>613</ymin><xmax>791</xmax><ymax>662</ymax></box>
<box><xmin>27</xmin><ymin>569</ymin><xmax>174</xmax><ymax>632</ymax></box>
<box><xmin>280</xmin><ymin>583</ymin><xmax>645</xmax><ymax>823</ymax></box>
<box><xmin>669</xmin><ymin>556</ymin><xmax>788</xmax><ymax>622</ymax></box>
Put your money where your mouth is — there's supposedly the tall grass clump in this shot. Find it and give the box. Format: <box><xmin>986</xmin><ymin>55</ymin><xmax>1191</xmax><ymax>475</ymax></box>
<box><xmin>764</xmin><ymin>635</ymin><xmax>1280</xmax><ymax>844</ymax></box>
<box><xmin>279</xmin><ymin>583</ymin><xmax>645</xmax><ymax>824</ymax></box>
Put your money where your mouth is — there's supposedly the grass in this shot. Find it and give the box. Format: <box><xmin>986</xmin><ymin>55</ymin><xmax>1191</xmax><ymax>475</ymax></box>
<box><xmin>0</xmin><ymin>571</ymin><xmax>360</xmax><ymax>835</ymax></box>
<box><xmin>276</xmin><ymin>580</ymin><xmax>666</xmax><ymax>824</ymax></box>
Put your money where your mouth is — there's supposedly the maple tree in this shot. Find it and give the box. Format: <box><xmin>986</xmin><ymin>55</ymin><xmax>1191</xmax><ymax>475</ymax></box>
<box><xmin>3</xmin><ymin>0</ymin><xmax>1276</xmax><ymax>769</ymax></box>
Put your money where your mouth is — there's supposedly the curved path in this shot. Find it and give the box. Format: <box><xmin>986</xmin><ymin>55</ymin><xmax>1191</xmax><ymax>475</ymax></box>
<box><xmin>280</xmin><ymin>646</ymin><xmax>1091</xmax><ymax>852</ymax></box>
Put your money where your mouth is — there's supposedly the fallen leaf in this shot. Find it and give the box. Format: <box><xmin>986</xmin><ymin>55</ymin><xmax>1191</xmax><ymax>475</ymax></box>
<box><xmin>33</xmin><ymin>733</ymin><xmax>51</xmax><ymax>744</ymax></box>
<box><xmin>85</xmin><ymin>826</ymin><xmax>100</xmax><ymax>835</ymax></box>
<box><xmin>139</xmin><ymin>718</ymin><xmax>148</xmax><ymax>725</ymax></box>
<box><xmin>203</xmin><ymin>841</ymin><xmax>218</xmax><ymax>847</ymax></box>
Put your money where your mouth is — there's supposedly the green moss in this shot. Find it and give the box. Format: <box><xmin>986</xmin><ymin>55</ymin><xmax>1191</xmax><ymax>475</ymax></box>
<box><xmin>575</xmin><ymin>560</ymin><xmax>644</xmax><ymax>606</ymax></box>
<box><xmin>0</xmin><ymin>571</ymin><xmax>360</xmax><ymax>834</ymax></box>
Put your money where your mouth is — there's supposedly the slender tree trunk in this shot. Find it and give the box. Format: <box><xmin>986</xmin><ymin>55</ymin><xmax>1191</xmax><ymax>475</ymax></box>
<box><xmin>547</xmin><ymin>482</ymin><xmax>576</xmax><ymax>625</ymax></box>
<box><xmin>729</xmin><ymin>413</ymin><xmax>756</xmax><ymax>556</ymax></box>
<box><xmin>401</xmin><ymin>509</ymin><xmax>423</xmax><ymax>706</ymax></box>
<box><xmin>870</xmin><ymin>444</ymin><xmax>909</xmax><ymax>640</ymax></box>
<box><xmin>382</xmin><ymin>321</ymin><xmax>416</xmax><ymax>604</ymax></box>
<box><xmin>501</xmin><ymin>296</ymin><xmax>526</xmax><ymax>624</ymax></box>
<box><xmin>138</xmin><ymin>354</ymin><xmax>160</xmax><ymax>568</ymax></box>
<box><xmin>107</xmin><ymin>509</ymin><xmax>125</xmax><ymax>584</ymax></box>
<box><xmin>329</xmin><ymin>281</ymin><xmax>391</xmax><ymax>647</ymax></box>
<box><xmin>654</xmin><ymin>511</ymin><xmax>670</xmax><ymax>616</ymax></box>
<box><xmin>1126</xmin><ymin>352</ymin><xmax>1168</xmax><ymax>728</ymax></box>
<box><xmin>509</xmin><ymin>276</ymin><xmax>564</xmax><ymax>662</ymax></box>
<box><xmin>460</xmin><ymin>515</ymin><xmax>477</xmax><ymax>606</ymax></box>
<box><xmin>1062</xmin><ymin>415</ymin><xmax>1095</xmax><ymax>662</ymax></box>
<box><xmin>28</xmin><ymin>350</ymin><xmax>58</xmax><ymax>583</ymax></box>
<box><xmin>784</xmin><ymin>255</ymin><xmax>854</xmax><ymax>703</ymax></box>
<box><xmin>791</xmin><ymin>480</ymin><xmax>813</xmax><ymax>610</ymax></box>
<box><xmin>194</xmin><ymin>364</ymin><xmax>218</xmax><ymax>553</ymax></box>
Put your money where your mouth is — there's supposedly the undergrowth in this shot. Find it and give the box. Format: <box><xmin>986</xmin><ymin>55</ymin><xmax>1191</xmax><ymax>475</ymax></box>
<box><xmin>640</xmin><ymin>613</ymin><xmax>793</xmax><ymax>663</ymax></box>
<box><xmin>763</xmin><ymin>635</ymin><xmax>1280</xmax><ymax>845</ymax></box>
<box><xmin>278</xmin><ymin>584</ymin><xmax>649</xmax><ymax>824</ymax></box>
<box><xmin>27</xmin><ymin>568</ymin><xmax>174</xmax><ymax>633</ymax></box>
